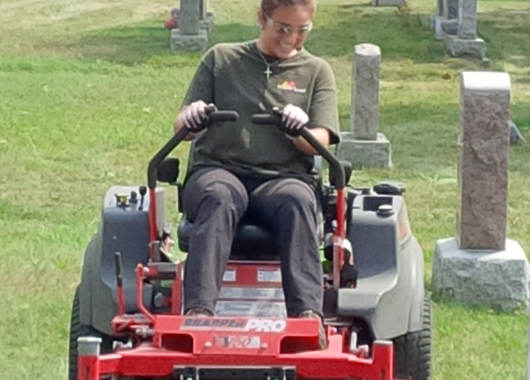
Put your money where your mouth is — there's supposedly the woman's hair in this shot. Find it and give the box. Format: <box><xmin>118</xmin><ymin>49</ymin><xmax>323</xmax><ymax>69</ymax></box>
<box><xmin>260</xmin><ymin>0</ymin><xmax>317</xmax><ymax>15</ymax></box>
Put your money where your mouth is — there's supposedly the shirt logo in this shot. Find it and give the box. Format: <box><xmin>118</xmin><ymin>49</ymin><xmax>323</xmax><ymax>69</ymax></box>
<box><xmin>277</xmin><ymin>80</ymin><xmax>306</xmax><ymax>94</ymax></box>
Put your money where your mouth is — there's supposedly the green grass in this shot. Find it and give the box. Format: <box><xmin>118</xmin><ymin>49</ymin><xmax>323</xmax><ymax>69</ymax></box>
<box><xmin>1</xmin><ymin>0</ymin><xmax>529</xmax><ymax>379</ymax></box>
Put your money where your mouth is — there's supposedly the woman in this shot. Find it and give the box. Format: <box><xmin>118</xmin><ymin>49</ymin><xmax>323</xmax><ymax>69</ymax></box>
<box><xmin>173</xmin><ymin>0</ymin><xmax>339</xmax><ymax>350</ymax></box>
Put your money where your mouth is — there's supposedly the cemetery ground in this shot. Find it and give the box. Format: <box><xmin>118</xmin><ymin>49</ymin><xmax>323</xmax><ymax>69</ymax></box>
<box><xmin>0</xmin><ymin>0</ymin><xmax>529</xmax><ymax>379</ymax></box>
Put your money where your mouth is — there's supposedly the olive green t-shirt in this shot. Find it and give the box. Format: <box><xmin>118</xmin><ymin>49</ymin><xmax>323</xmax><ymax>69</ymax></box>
<box><xmin>181</xmin><ymin>39</ymin><xmax>340</xmax><ymax>185</ymax></box>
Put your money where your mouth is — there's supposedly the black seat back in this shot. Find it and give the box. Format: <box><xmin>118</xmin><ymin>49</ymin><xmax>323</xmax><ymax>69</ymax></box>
<box><xmin>177</xmin><ymin>217</ymin><xmax>279</xmax><ymax>260</ymax></box>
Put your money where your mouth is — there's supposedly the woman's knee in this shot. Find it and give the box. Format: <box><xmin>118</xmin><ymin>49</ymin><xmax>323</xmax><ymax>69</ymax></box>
<box><xmin>203</xmin><ymin>180</ymin><xmax>248</xmax><ymax>207</ymax></box>
<box><xmin>271</xmin><ymin>180</ymin><xmax>317</xmax><ymax>211</ymax></box>
<box><xmin>184</xmin><ymin>169</ymin><xmax>249</xmax><ymax>218</ymax></box>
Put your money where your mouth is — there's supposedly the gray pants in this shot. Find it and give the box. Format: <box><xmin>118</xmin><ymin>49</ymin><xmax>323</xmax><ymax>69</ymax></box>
<box><xmin>182</xmin><ymin>167</ymin><xmax>323</xmax><ymax>317</ymax></box>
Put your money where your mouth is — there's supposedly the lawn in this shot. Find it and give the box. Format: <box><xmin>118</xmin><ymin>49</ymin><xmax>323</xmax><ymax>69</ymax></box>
<box><xmin>0</xmin><ymin>0</ymin><xmax>529</xmax><ymax>379</ymax></box>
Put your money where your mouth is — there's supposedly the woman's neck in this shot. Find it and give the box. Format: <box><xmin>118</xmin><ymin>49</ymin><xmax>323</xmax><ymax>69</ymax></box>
<box><xmin>256</xmin><ymin>38</ymin><xmax>300</xmax><ymax>59</ymax></box>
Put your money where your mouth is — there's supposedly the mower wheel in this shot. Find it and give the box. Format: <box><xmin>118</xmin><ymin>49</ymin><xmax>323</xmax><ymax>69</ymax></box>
<box><xmin>68</xmin><ymin>286</ymin><xmax>115</xmax><ymax>380</ymax></box>
<box><xmin>393</xmin><ymin>295</ymin><xmax>432</xmax><ymax>380</ymax></box>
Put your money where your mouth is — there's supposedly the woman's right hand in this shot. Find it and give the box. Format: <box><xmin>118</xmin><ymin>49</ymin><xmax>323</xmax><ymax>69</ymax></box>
<box><xmin>177</xmin><ymin>100</ymin><xmax>211</xmax><ymax>133</ymax></box>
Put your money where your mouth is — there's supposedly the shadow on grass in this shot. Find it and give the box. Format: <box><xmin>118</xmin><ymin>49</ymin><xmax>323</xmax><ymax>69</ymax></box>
<box><xmin>61</xmin><ymin>4</ymin><xmax>530</xmax><ymax>69</ymax></box>
<box><xmin>307</xmin><ymin>10</ymin><xmax>447</xmax><ymax>63</ymax></box>
<box><xmin>64</xmin><ymin>12</ymin><xmax>446</xmax><ymax>65</ymax></box>
<box><xmin>62</xmin><ymin>20</ymin><xmax>260</xmax><ymax>66</ymax></box>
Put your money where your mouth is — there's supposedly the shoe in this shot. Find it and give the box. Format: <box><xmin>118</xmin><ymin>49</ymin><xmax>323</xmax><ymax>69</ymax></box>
<box><xmin>185</xmin><ymin>307</ymin><xmax>212</xmax><ymax>317</ymax></box>
<box><xmin>298</xmin><ymin>310</ymin><xmax>328</xmax><ymax>350</ymax></box>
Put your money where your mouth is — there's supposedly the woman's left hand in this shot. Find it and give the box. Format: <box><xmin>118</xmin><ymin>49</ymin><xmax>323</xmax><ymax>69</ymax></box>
<box><xmin>281</xmin><ymin>104</ymin><xmax>309</xmax><ymax>137</ymax></box>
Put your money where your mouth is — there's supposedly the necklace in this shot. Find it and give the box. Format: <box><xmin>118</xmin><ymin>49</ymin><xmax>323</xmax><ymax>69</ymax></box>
<box><xmin>256</xmin><ymin>44</ymin><xmax>282</xmax><ymax>80</ymax></box>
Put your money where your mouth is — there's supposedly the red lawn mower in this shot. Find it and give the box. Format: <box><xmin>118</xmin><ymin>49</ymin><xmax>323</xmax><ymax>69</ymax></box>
<box><xmin>68</xmin><ymin>108</ymin><xmax>431</xmax><ymax>380</ymax></box>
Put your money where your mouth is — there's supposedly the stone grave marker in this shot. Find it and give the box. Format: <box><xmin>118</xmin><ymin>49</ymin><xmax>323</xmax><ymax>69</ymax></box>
<box><xmin>337</xmin><ymin>44</ymin><xmax>392</xmax><ymax>169</ymax></box>
<box><xmin>433</xmin><ymin>72</ymin><xmax>530</xmax><ymax>312</ymax></box>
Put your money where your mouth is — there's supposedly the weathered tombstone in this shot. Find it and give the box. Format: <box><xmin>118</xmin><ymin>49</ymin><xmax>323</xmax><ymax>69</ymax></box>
<box><xmin>337</xmin><ymin>44</ymin><xmax>392</xmax><ymax>169</ymax></box>
<box><xmin>353</xmin><ymin>45</ymin><xmax>380</xmax><ymax>142</ymax></box>
<box><xmin>442</xmin><ymin>0</ymin><xmax>459</xmax><ymax>34</ymax></box>
<box><xmin>445</xmin><ymin>0</ymin><xmax>486</xmax><ymax>58</ymax></box>
<box><xmin>433</xmin><ymin>72</ymin><xmax>530</xmax><ymax>312</ymax></box>
<box><xmin>437</xmin><ymin>0</ymin><xmax>444</xmax><ymax>16</ymax></box>
<box><xmin>435</xmin><ymin>0</ymin><xmax>458</xmax><ymax>39</ymax></box>
<box><xmin>171</xmin><ymin>0</ymin><xmax>208</xmax><ymax>51</ymax></box>
<box><xmin>434</xmin><ymin>0</ymin><xmax>445</xmax><ymax>38</ymax></box>
<box><xmin>457</xmin><ymin>0</ymin><xmax>478</xmax><ymax>39</ymax></box>
<box><xmin>444</xmin><ymin>0</ymin><xmax>459</xmax><ymax>20</ymax></box>
<box><xmin>199</xmin><ymin>0</ymin><xmax>215</xmax><ymax>35</ymax></box>
<box><xmin>199</xmin><ymin>0</ymin><xmax>206</xmax><ymax>19</ymax></box>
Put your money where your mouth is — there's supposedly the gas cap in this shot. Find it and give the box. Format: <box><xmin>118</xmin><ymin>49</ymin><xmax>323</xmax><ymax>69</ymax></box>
<box><xmin>377</xmin><ymin>204</ymin><xmax>394</xmax><ymax>217</ymax></box>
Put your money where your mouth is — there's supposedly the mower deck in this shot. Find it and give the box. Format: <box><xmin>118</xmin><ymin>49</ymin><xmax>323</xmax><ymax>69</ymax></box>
<box><xmin>79</xmin><ymin>314</ymin><xmax>395</xmax><ymax>380</ymax></box>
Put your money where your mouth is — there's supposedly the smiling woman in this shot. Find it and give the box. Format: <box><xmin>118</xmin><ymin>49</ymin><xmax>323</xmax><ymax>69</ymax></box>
<box><xmin>258</xmin><ymin>0</ymin><xmax>317</xmax><ymax>58</ymax></box>
<box><xmin>172</xmin><ymin>0</ymin><xmax>339</xmax><ymax>350</ymax></box>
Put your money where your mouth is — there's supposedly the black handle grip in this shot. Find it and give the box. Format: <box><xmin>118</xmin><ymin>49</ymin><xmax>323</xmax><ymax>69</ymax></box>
<box><xmin>204</xmin><ymin>105</ymin><xmax>216</xmax><ymax>114</ymax></box>
<box><xmin>204</xmin><ymin>105</ymin><xmax>239</xmax><ymax>122</ymax></box>
<box><xmin>209</xmin><ymin>111</ymin><xmax>239</xmax><ymax>122</ymax></box>
<box><xmin>251</xmin><ymin>114</ymin><xmax>282</xmax><ymax>125</ymax></box>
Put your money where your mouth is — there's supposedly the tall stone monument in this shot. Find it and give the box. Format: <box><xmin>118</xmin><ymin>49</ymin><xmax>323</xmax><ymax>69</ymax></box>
<box><xmin>445</xmin><ymin>0</ymin><xmax>486</xmax><ymax>58</ymax></box>
<box><xmin>337</xmin><ymin>44</ymin><xmax>392</xmax><ymax>169</ymax></box>
<box><xmin>171</xmin><ymin>0</ymin><xmax>209</xmax><ymax>51</ymax></box>
<box><xmin>433</xmin><ymin>72</ymin><xmax>530</xmax><ymax>312</ymax></box>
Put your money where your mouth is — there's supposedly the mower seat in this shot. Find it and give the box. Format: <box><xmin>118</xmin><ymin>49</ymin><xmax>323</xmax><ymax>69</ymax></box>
<box><xmin>177</xmin><ymin>217</ymin><xmax>279</xmax><ymax>260</ymax></box>
<box><xmin>175</xmin><ymin>157</ymin><xmax>330</xmax><ymax>261</ymax></box>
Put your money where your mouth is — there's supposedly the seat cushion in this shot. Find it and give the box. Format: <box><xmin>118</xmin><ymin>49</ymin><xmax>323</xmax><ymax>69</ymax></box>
<box><xmin>177</xmin><ymin>217</ymin><xmax>279</xmax><ymax>260</ymax></box>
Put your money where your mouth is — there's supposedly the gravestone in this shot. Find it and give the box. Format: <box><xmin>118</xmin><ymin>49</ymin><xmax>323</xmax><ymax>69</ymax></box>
<box><xmin>337</xmin><ymin>44</ymin><xmax>392</xmax><ymax>169</ymax></box>
<box><xmin>457</xmin><ymin>0</ymin><xmax>478</xmax><ymax>39</ymax></box>
<box><xmin>199</xmin><ymin>0</ymin><xmax>215</xmax><ymax>34</ymax></box>
<box><xmin>436</xmin><ymin>0</ymin><xmax>458</xmax><ymax>39</ymax></box>
<box><xmin>444</xmin><ymin>0</ymin><xmax>459</xmax><ymax>19</ymax></box>
<box><xmin>457</xmin><ymin>72</ymin><xmax>509</xmax><ymax>250</ymax></box>
<box><xmin>441</xmin><ymin>0</ymin><xmax>459</xmax><ymax>34</ymax></box>
<box><xmin>433</xmin><ymin>72</ymin><xmax>530</xmax><ymax>312</ymax></box>
<box><xmin>171</xmin><ymin>0</ymin><xmax>208</xmax><ymax>51</ymax></box>
<box><xmin>437</xmin><ymin>0</ymin><xmax>444</xmax><ymax>16</ymax></box>
<box><xmin>434</xmin><ymin>0</ymin><xmax>445</xmax><ymax>38</ymax></box>
<box><xmin>445</xmin><ymin>0</ymin><xmax>486</xmax><ymax>58</ymax></box>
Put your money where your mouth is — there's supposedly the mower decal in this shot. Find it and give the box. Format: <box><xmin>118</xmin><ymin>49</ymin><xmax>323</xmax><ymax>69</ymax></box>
<box><xmin>181</xmin><ymin>318</ymin><xmax>247</xmax><ymax>330</ymax></box>
<box><xmin>222</xmin><ymin>269</ymin><xmax>236</xmax><ymax>282</ymax></box>
<box><xmin>256</xmin><ymin>302</ymin><xmax>287</xmax><ymax>318</ymax></box>
<box><xmin>215</xmin><ymin>301</ymin><xmax>257</xmax><ymax>316</ymax></box>
<box><xmin>257</xmin><ymin>269</ymin><xmax>282</xmax><ymax>282</ymax></box>
<box><xmin>214</xmin><ymin>301</ymin><xmax>287</xmax><ymax>318</ymax></box>
<box><xmin>219</xmin><ymin>287</ymin><xmax>285</xmax><ymax>300</ymax></box>
<box><xmin>245</xmin><ymin>319</ymin><xmax>286</xmax><ymax>333</ymax></box>
<box><xmin>180</xmin><ymin>318</ymin><xmax>286</xmax><ymax>333</ymax></box>
<box><xmin>213</xmin><ymin>335</ymin><xmax>261</xmax><ymax>349</ymax></box>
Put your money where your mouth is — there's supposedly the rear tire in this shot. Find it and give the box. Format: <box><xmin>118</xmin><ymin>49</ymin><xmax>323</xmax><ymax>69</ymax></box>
<box><xmin>68</xmin><ymin>285</ymin><xmax>114</xmax><ymax>380</ymax></box>
<box><xmin>393</xmin><ymin>296</ymin><xmax>432</xmax><ymax>380</ymax></box>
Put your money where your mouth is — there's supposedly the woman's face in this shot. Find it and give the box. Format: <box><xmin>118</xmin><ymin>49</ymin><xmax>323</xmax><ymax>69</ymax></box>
<box><xmin>259</xmin><ymin>4</ymin><xmax>315</xmax><ymax>59</ymax></box>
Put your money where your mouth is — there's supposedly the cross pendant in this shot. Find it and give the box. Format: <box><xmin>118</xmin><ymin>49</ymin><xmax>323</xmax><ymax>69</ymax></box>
<box><xmin>264</xmin><ymin>66</ymin><xmax>272</xmax><ymax>80</ymax></box>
